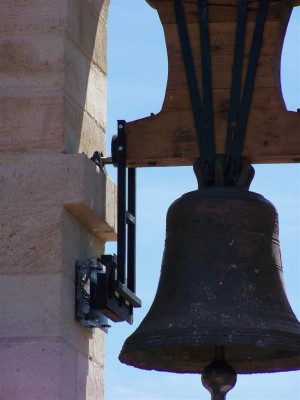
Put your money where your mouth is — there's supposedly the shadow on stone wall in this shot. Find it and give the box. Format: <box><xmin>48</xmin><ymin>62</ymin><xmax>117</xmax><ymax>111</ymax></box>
<box><xmin>64</xmin><ymin>0</ymin><xmax>109</xmax><ymax>158</ymax></box>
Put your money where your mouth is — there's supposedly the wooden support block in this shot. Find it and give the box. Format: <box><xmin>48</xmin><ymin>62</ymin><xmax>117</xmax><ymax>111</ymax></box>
<box><xmin>125</xmin><ymin>0</ymin><xmax>300</xmax><ymax>167</ymax></box>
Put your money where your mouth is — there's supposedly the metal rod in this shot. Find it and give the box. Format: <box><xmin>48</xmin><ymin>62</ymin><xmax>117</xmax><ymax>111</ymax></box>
<box><xmin>101</xmin><ymin>157</ymin><xmax>113</xmax><ymax>165</ymax></box>
<box><xmin>174</xmin><ymin>0</ymin><xmax>214</xmax><ymax>182</ymax></box>
<box><xmin>117</xmin><ymin>120</ymin><xmax>126</xmax><ymax>284</ymax></box>
<box><xmin>127</xmin><ymin>168</ymin><xmax>136</xmax><ymax>293</ymax></box>
<box><xmin>198</xmin><ymin>0</ymin><xmax>216</xmax><ymax>163</ymax></box>
<box><xmin>225</xmin><ymin>0</ymin><xmax>248</xmax><ymax>169</ymax></box>
<box><xmin>229</xmin><ymin>0</ymin><xmax>269</xmax><ymax>182</ymax></box>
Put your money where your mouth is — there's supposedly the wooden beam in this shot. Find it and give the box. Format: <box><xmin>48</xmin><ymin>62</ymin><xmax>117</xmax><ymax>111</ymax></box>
<box><xmin>125</xmin><ymin>0</ymin><xmax>300</xmax><ymax>167</ymax></box>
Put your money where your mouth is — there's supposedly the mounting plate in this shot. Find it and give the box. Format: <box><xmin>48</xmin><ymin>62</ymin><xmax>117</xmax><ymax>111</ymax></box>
<box><xmin>75</xmin><ymin>256</ymin><xmax>141</xmax><ymax>331</ymax></box>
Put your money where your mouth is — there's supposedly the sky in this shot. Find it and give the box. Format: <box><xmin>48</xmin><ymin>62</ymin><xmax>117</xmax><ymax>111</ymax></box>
<box><xmin>104</xmin><ymin>2</ymin><xmax>300</xmax><ymax>399</ymax></box>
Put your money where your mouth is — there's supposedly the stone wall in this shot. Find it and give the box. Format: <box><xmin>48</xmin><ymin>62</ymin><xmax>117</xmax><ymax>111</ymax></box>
<box><xmin>0</xmin><ymin>1</ymin><xmax>115</xmax><ymax>399</ymax></box>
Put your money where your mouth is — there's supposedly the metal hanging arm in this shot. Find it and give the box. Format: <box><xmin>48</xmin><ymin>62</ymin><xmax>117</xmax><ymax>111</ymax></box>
<box><xmin>115</xmin><ymin>122</ymin><xmax>127</xmax><ymax>284</ymax></box>
<box><xmin>112</xmin><ymin>120</ymin><xmax>139</xmax><ymax>302</ymax></box>
<box><xmin>198</xmin><ymin>0</ymin><xmax>216</xmax><ymax>165</ymax></box>
<box><xmin>175</xmin><ymin>0</ymin><xmax>268</xmax><ymax>186</ymax></box>
<box><xmin>127</xmin><ymin>167</ymin><xmax>137</xmax><ymax>294</ymax></box>
<box><xmin>228</xmin><ymin>0</ymin><xmax>269</xmax><ymax>182</ymax></box>
<box><xmin>174</xmin><ymin>0</ymin><xmax>216</xmax><ymax>184</ymax></box>
<box><xmin>225</xmin><ymin>0</ymin><xmax>248</xmax><ymax>170</ymax></box>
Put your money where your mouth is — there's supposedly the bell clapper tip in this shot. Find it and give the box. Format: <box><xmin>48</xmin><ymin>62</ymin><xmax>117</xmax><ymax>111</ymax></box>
<box><xmin>201</xmin><ymin>347</ymin><xmax>237</xmax><ymax>400</ymax></box>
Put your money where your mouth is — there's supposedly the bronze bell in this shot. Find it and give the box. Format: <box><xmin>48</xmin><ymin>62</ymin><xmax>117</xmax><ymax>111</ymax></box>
<box><xmin>119</xmin><ymin>181</ymin><xmax>300</xmax><ymax>374</ymax></box>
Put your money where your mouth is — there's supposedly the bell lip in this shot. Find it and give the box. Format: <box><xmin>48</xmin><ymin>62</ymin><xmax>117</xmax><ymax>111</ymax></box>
<box><xmin>119</xmin><ymin>328</ymin><xmax>300</xmax><ymax>374</ymax></box>
<box><xmin>119</xmin><ymin>341</ymin><xmax>300</xmax><ymax>374</ymax></box>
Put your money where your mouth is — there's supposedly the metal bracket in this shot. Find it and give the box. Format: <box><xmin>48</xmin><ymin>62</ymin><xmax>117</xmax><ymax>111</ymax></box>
<box><xmin>111</xmin><ymin>121</ymin><xmax>138</xmax><ymax>295</ymax></box>
<box><xmin>174</xmin><ymin>0</ymin><xmax>215</xmax><ymax>184</ymax></box>
<box><xmin>76</xmin><ymin>255</ymin><xmax>141</xmax><ymax>330</ymax></box>
<box><xmin>227</xmin><ymin>0</ymin><xmax>269</xmax><ymax>182</ymax></box>
<box><xmin>90</xmin><ymin>151</ymin><xmax>108</xmax><ymax>174</ymax></box>
<box><xmin>75</xmin><ymin>258</ymin><xmax>111</xmax><ymax>332</ymax></box>
<box><xmin>77</xmin><ymin>121</ymin><xmax>141</xmax><ymax>330</ymax></box>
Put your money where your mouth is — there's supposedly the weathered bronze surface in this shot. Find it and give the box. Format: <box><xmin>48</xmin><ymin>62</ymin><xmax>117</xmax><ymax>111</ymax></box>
<box><xmin>119</xmin><ymin>187</ymin><xmax>300</xmax><ymax>373</ymax></box>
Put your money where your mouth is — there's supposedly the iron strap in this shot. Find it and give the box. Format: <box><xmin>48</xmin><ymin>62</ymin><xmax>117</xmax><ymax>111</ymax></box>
<box><xmin>175</xmin><ymin>0</ymin><xmax>267</xmax><ymax>183</ymax></box>
<box><xmin>225</xmin><ymin>0</ymin><xmax>248</xmax><ymax>168</ymax></box>
<box><xmin>174</xmin><ymin>0</ymin><xmax>215</xmax><ymax>182</ymax></box>
<box><xmin>198</xmin><ymin>0</ymin><xmax>215</xmax><ymax>164</ymax></box>
<box><xmin>228</xmin><ymin>0</ymin><xmax>269</xmax><ymax>182</ymax></box>
<box><xmin>116</xmin><ymin>121</ymin><xmax>137</xmax><ymax>292</ymax></box>
<box><xmin>117</xmin><ymin>121</ymin><xmax>126</xmax><ymax>284</ymax></box>
<box><xmin>127</xmin><ymin>167</ymin><xmax>136</xmax><ymax>293</ymax></box>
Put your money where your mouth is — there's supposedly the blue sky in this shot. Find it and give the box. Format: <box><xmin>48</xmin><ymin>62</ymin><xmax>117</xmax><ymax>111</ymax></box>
<box><xmin>104</xmin><ymin>2</ymin><xmax>300</xmax><ymax>399</ymax></box>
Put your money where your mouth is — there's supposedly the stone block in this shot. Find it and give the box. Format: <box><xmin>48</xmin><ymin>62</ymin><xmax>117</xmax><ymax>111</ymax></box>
<box><xmin>69</xmin><ymin>154</ymin><xmax>117</xmax><ymax>240</ymax></box>
<box><xmin>0</xmin><ymin>1</ymin><xmax>108</xmax><ymax>154</ymax></box>
<box><xmin>60</xmin><ymin>273</ymin><xmax>105</xmax><ymax>361</ymax></box>
<box><xmin>0</xmin><ymin>337</ymin><xmax>103</xmax><ymax>400</ymax></box>
<box><xmin>0</xmin><ymin>154</ymin><xmax>116</xmax><ymax>225</ymax></box>
<box><xmin>84</xmin><ymin>61</ymin><xmax>107</xmax><ymax>126</ymax></box>
<box><xmin>0</xmin><ymin>274</ymin><xmax>62</xmax><ymax>338</ymax></box>
<box><xmin>0</xmin><ymin>95</ymin><xmax>64</xmax><ymax>153</ymax></box>
<box><xmin>0</xmin><ymin>271</ymin><xmax>105</xmax><ymax>360</ymax></box>
<box><xmin>65</xmin><ymin>40</ymin><xmax>107</xmax><ymax>127</ymax></box>
<box><xmin>0</xmin><ymin>154</ymin><xmax>117</xmax><ymax>274</ymax></box>
<box><xmin>67</xmin><ymin>0</ymin><xmax>107</xmax><ymax>70</ymax></box>
<box><xmin>64</xmin><ymin>94</ymin><xmax>105</xmax><ymax>156</ymax></box>
<box><xmin>80</xmin><ymin>352</ymin><xmax>104</xmax><ymax>400</ymax></box>
<box><xmin>1</xmin><ymin>73</ymin><xmax>63</xmax><ymax>99</ymax></box>
<box><xmin>0</xmin><ymin>338</ymin><xmax>73</xmax><ymax>400</ymax></box>
<box><xmin>62</xmin><ymin>211</ymin><xmax>105</xmax><ymax>276</ymax></box>
<box><xmin>0</xmin><ymin>207</ymin><xmax>63</xmax><ymax>275</ymax></box>
<box><xmin>85</xmin><ymin>0</ymin><xmax>110</xmax><ymax>21</ymax></box>
<box><xmin>0</xmin><ymin>34</ymin><xmax>64</xmax><ymax>76</ymax></box>
<box><xmin>0</xmin><ymin>1</ymin><xmax>67</xmax><ymax>35</ymax></box>
<box><xmin>0</xmin><ymin>35</ymin><xmax>65</xmax><ymax>154</ymax></box>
